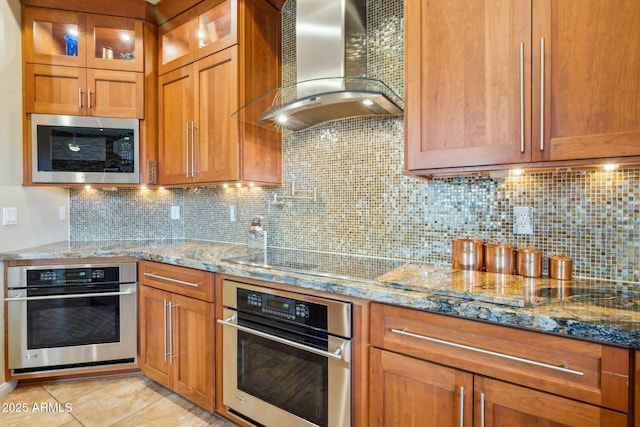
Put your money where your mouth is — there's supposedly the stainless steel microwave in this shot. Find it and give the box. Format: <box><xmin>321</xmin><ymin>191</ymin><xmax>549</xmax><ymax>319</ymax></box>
<box><xmin>31</xmin><ymin>114</ymin><xmax>140</xmax><ymax>184</ymax></box>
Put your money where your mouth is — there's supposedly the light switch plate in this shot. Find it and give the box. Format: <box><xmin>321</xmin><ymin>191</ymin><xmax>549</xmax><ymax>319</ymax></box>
<box><xmin>3</xmin><ymin>207</ymin><xmax>18</xmax><ymax>226</ymax></box>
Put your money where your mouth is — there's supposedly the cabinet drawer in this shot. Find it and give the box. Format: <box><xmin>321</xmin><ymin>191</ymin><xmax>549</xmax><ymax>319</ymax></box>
<box><xmin>139</xmin><ymin>261</ymin><xmax>214</xmax><ymax>302</ymax></box>
<box><xmin>370</xmin><ymin>303</ymin><xmax>630</xmax><ymax>412</ymax></box>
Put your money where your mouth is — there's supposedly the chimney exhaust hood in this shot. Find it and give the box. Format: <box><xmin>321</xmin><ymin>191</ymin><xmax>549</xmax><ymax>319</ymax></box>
<box><xmin>236</xmin><ymin>0</ymin><xmax>403</xmax><ymax>132</ymax></box>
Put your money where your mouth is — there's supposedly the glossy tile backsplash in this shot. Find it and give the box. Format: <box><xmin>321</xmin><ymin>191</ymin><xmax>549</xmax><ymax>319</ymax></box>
<box><xmin>70</xmin><ymin>0</ymin><xmax>640</xmax><ymax>282</ymax></box>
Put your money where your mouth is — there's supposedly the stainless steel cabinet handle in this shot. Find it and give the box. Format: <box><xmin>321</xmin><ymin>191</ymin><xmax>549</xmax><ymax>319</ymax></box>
<box><xmin>519</xmin><ymin>42</ymin><xmax>525</xmax><ymax>153</ymax></box>
<box><xmin>144</xmin><ymin>272</ymin><xmax>201</xmax><ymax>288</ymax></box>
<box><xmin>480</xmin><ymin>392</ymin><xmax>486</xmax><ymax>427</ymax></box>
<box><xmin>190</xmin><ymin>121</ymin><xmax>196</xmax><ymax>178</ymax></box>
<box><xmin>78</xmin><ymin>88</ymin><xmax>83</xmax><ymax>109</ymax></box>
<box><xmin>163</xmin><ymin>299</ymin><xmax>168</xmax><ymax>362</ymax></box>
<box><xmin>185</xmin><ymin>122</ymin><xmax>190</xmax><ymax>179</ymax></box>
<box><xmin>168</xmin><ymin>301</ymin><xmax>176</xmax><ymax>363</ymax></box>
<box><xmin>390</xmin><ymin>328</ymin><xmax>584</xmax><ymax>376</ymax></box>
<box><xmin>218</xmin><ymin>315</ymin><xmax>348</xmax><ymax>362</ymax></box>
<box><xmin>88</xmin><ymin>89</ymin><xmax>92</xmax><ymax>109</ymax></box>
<box><xmin>5</xmin><ymin>290</ymin><xmax>134</xmax><ymax>301</ymax></box>
<box><xmin>459</xmin><ymin>386</ymin><xmax>465</xmax><ymax>427</ymax></box>
<box><xmin>540</xmin><ymin>37</ymin><xmax>545</xmax><ymax>151</ymax></box>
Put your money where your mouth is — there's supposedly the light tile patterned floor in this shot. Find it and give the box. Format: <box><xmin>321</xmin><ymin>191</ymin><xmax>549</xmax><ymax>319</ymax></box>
<box><xmin>0</xmin><ymin>373</ymin><xmax>237</xmax><ymax>426</ymax></box>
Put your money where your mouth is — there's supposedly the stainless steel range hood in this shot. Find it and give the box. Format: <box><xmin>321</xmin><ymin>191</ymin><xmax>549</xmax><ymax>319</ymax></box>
<box><xmin>236</xmin><ymin>0</ymin><xmax>403</xmax><ymax>131</ymax></box>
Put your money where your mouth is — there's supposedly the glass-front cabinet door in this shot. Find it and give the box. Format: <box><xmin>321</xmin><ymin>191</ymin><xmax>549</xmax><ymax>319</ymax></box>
<box><xmin>23</xmin><ymin>8</ymin><xmax>86</xmax><ymax>67</ymax></box>
<box><xmin>23</xmin><ymin>7</ymin><xmax>144</xmax><ymax>72</ymax></box>
<box><xmin>85</xmin><ymin>15</ymin><xmax>144</xmax><ymax>72</ymax></box>
<box><xmin>159</xmin><ymin>0</ymin><xmax>236</xmax><ymax>75</ymax></box>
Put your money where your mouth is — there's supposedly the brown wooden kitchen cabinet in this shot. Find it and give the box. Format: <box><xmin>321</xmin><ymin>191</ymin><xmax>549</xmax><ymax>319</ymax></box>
<box><xmin>157</xmin><ymin>0</ymin><xmax>281</xmax><ymax>187</ymax></box>
<box><xmin>405</xmin><ymin>0</ymin><xmax>640</xmax><ymax>177</ymax></box>
<box><xmin>22</xmin><ymin>6</ymin><xmax>145</xmax><ymax>118</ymax></box>
<box><xmin>138</xmin><ymin>261</ymin><xmax>215</xmax><ymax>412</ymax></box>
<box><xmin>369</xmin><ymin>303</ymin><xmax>630</xmax><ymax>427</ymax></box>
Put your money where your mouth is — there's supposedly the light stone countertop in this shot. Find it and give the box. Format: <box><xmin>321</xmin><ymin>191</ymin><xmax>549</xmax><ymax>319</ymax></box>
<box><xmin>2</xmin><ymin>239</ymin><xmax>640</xmax><ymax>347</ymax></box>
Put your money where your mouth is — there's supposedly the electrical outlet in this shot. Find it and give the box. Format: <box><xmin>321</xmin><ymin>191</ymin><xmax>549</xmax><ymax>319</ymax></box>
<box><xmin>229</xmin><ymin>205</ymin><xmax>237</xmax><ymax>222</ymax></box>
<box><xmin>513</xmin><ymin>207</ymin><xmax>533</xmax><ymax>235</ymax></box>
<box><xmin>59</xmin><ymin>206</ymin><xmax>66</xmax><ymax>221</ymax></box>
<box><xmin>170</xmin><ymin>206</ymin><xmax>181</xmax><ymax>220</ymax></box>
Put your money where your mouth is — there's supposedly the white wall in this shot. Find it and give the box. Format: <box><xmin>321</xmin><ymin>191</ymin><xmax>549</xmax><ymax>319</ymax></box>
<box><xmin>0</xmin><ymin>0</ymin><xmax>69</xmax><ymax>390</ymax></box>
<box><xmin>0</xmin><ymin>0</ymin><xmax>69</xmax><ymax>252</ymax></box>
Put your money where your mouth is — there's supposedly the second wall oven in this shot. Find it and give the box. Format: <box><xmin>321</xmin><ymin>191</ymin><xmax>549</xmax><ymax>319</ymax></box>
<box><xmin>218</xmin><ymin>279</ymin><xmax>352</xmax><ymax>427</ymax></box>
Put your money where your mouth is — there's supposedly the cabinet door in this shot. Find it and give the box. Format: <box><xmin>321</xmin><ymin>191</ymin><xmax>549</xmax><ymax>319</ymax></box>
<box><xmin>85</xmin><ymin>15</ymin><xmax>144</xmax><ymax>72</ymax></box>
<box><xmin>193</xmin><ymin>47</ymin><xmax>240</xmax><ymax>183</ymax></box>
<box><xmin>159</xmin><ymin>10</ymin><xmax>195</xmax><ymax>76</ymax></box>
<box><xmin>158</xmin><ymin>65</ymin><xmax>195</xmax><ymax>185</ymax></box>
<box><xmin>87</xmin><ymin>69</ymin><xmax>144</xmax><ymax>118</ymax></box>
<box><xmin>139</xmin><ymin>285</ymin><xmax>171</xmax><ymax>387</ymax></box>
<box><xmin>405</xmin><ymin>0</ymin><xmax>532</xmax><ymax>171</ymax></box>
<box><xmin>22</xmin><ymin>7</ymin><xmax>86</xmax><ymax>67</ymax></box>
<box><xmin>476</xmin><ymin>377</ymin><xmax>627</xmax><ymax>427</ymax></box>
<box><xmin>532</xmin><ymin>1</ymin><xmax>640</xmax><ymax>162</ymax></box>
<box><xmin>24</xmin><ymin>64</ymin><xmax>86</xmax><ymax>115</ymax></box>
<box><xmin>158</xmin><ymin>0</ymin><xmax>236</xmax><ymax>76</ymax></box>
<box><xmin>370</xmin><ymin>348</ymin><xmax>473</xmax><ymax>427</ymax></box>
<box><xmin>171</xmin><ymin>293</ymin><xmax>215</xmax><ymax>412</ymax></box>
<box><xmin>193</xmin><ymin>0</ymin><xmax>237</xmax><ymax>61</ymax></box>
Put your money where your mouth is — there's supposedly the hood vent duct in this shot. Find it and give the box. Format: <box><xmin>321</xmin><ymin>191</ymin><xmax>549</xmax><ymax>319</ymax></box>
<box><xmin>235</xmin><ymin>0</ymin><xmax>403</xmax><ymax>131</ymax></box>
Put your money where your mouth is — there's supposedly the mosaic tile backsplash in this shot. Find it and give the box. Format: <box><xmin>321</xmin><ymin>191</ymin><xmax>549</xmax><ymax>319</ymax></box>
<box><xmin>70</xmin><ymin>0</ymin><xmax>640</xmax><ymax>282</ymax></box>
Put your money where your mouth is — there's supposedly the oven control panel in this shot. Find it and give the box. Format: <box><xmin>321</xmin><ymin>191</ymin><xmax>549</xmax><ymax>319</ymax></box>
<box><xmin>25</xmin><ymin>266</ymin><xmax>120</xmax><ymax>286</ymax></box>
<box><xmin>239</xmin><ymin>289</ymin><xmax>328</xmax><ymax>328</ymax></box>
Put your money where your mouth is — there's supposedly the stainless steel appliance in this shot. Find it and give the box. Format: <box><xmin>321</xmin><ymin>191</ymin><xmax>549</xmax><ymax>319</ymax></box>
<box><xmin>5</xmin><ymin>262</ymin><xmax>137</xmax><ymax>375</ymax></box>
<box><xmin>31</xmin><ymin>113</ymin><xmax>140</xmax><ymax>184</ymax></box>
<box><xmin>218</xmin><ymin>279</ymin><xmax>352</xmax><ymax>427</ymax></box>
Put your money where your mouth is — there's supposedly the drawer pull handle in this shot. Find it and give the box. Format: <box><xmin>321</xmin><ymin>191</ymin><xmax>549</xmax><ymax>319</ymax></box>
<box><xmin>390</xmin><ymin>328</ymin><xmax>584</xmax><ymax>376</ymax></box>
<box><xmin>144</xmin><ymin>272</ymin><xmax>201</xmax><ymax>288</ymax></box>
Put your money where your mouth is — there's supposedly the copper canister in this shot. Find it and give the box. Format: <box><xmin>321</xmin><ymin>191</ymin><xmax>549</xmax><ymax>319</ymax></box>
<box><xmin>516</xmin><ymin>247</ymin><xmax>543</xmax><ymax>278</ymax></box>
<box><xmin>452</xmin><ymin>238</ymin><xmax>484</xmax><ymax>271</ymax></box>
<box><xmin>549</xmin><ymin>255</ymin><xmax>572</xmax><ymax>280</ymax></box>
<box><xmin>484</xmin><ymin>243</ymin><xmax>515</xmax><ymax>274</ymax></box>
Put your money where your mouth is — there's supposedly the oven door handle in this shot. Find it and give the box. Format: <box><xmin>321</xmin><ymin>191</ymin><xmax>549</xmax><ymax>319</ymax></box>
<box><xmin>5</xmin><ymin>289</ymin><xmax>135</xmax><ymax>301</ymax></box>
<box><xmin>218</xmin><ymin>315</ymin><xmax>347</xmax><ymax>362</ymax></box>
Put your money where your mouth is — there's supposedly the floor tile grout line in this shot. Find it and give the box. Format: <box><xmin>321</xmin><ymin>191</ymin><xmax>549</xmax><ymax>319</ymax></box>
<box><xmin>41</xmin><ymin>383</ymin><xmax>86</xmax><ymax>426</ymax></box>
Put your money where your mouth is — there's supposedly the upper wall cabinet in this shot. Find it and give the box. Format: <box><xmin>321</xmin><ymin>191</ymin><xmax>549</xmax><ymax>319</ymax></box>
<box><xmin>158</xmin><ymin>0</ymin><xmax>236</xmax><ymax>76</ymax></box>
<box><xmin>157</xmin><ymin>0</ymin><xmax>281</xmax><ymax>187</ymax></box>
<box><xmin>405</xmin><ymin>0</ymin><xmax>640</xmax><ymax>177</ymax></box>
<box><xmin>23</xmin><ymin>7</ymin><xmax>144</xmax><ymax>72</ymax></box>
<box><xmin>22</xmin><ymin>6</ymin><xmax>145</xmax><ymax>118</ymax></box>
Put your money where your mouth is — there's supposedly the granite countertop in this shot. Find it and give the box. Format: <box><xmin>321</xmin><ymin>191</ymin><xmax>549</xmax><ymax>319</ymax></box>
<box><xmin>2</xmin><ymin>239</ymin><xmax>640</xmax><ymax>347</ymax></box>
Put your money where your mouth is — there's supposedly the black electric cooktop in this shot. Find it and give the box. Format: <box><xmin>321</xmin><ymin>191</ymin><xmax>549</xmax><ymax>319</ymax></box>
<box><xmin>223</xmin><ymin>248</ymin><xmax>408</xmax><ymax>282</ymax></box>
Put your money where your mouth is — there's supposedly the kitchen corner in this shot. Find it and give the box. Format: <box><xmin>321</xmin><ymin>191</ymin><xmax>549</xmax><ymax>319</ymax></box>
<box><xmin>3</xmin><ymin>0</ymin><xmax>640</xmax><ymax>425</ymax></box>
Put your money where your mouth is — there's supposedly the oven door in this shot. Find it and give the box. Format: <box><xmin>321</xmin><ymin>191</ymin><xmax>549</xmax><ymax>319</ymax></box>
<box><xmin>220</xmin><ymin>308</ymin><xmax>351</xmax><ymax>427</ymax></box>
<box><xmin>6</xmin><ymin>283</ymin><xmax>137</xmax><ymax>371</ymax></box>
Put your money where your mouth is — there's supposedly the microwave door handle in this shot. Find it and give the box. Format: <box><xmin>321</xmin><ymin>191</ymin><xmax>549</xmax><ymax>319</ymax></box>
<box><xmin>217</xmin><ymin>315</ymin><xmax>348</xmax><ymax>362</ymax></box>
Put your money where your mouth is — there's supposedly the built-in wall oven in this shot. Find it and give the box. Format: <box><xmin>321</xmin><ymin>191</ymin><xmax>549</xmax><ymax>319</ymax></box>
<box><xmin>5</xmin><ymin>262</ymin><xmax>137</xmax><ymax>375</ymax></box>
<box><xmin>218</xmin><ymin>279</ymin><xmax>352</xmax><ymax>427</ymax></box>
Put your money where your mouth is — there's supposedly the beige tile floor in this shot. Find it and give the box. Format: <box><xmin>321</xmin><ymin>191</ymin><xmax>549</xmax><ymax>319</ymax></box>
<box><xmin>0</xmin><ymin>373</ymin><xmax>238</xmax><ymax>426</ymax></box>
